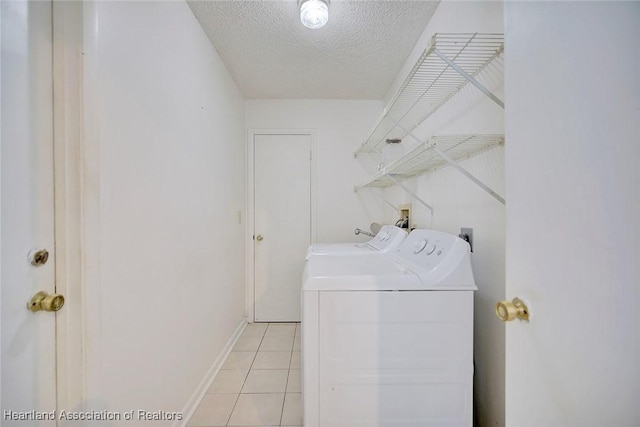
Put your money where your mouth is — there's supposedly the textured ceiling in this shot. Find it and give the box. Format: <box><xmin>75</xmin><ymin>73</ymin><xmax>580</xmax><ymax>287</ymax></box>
<box><xmin>187</xmin><ymin>0</ymin><xmax>439</xmax><ymax>99</ymax></box>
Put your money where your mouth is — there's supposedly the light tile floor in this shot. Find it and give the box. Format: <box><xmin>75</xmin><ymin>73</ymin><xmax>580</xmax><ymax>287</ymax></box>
<box><xmin>188</xmin><ymin>322</ymin><xmax>302</xmax><ymax>427</ymax></box>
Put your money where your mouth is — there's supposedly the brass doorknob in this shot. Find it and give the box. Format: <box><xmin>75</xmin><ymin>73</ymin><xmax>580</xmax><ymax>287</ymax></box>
<box><xmin>495</xmin><ymin>297</ymin><xmax>529</xmax><ymax>322</ymax></box>
<box><xmin>28</xmin><ymin>291</ymin><xmax>65</xmax><ymax>312</ymax></box>
<box><xmin>256</xmin><ymin>234</ymin><xmax>264</xmax><ymax>241</ymax></box>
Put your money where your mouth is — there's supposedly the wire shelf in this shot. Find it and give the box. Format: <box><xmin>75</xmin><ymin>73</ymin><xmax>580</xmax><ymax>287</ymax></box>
<box><xmin>356</xmin><ymin>33</ymin><xmax>504</xmax><ymax>156</ymax></box>
<box><xmin>354</xmin><ymin>134</ymin><xmax>504</xmax><ymax>191</ymax></box>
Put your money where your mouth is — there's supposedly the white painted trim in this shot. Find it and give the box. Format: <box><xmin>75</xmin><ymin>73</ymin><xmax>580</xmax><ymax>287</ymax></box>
<box><xmin>80</xmin><ymin>0</ymin><xmax>104</xmax><ymax>408</ymax></box>
<box><xmin>175</xmin><ymin>318</ymin><xmax>248</xmax><ymax>427</ymax></box>
<box><xmin>52</xmin><ymin>0</ymin><xmax>85</xmax><ymax>418</ymax></box>
<box><xmin>246</xmin><ymin>129</ymin><xmax>317</xmax><ymax>323</ymax></box>
<box><xmin>245</xmin><ymin>129</ymin><xmax>254</xmax><ymax>323</ymax></box>
<box><xmin>0</xmin><ymin>4</ymin><xmax>3</xmax><ymax>411</ymax></box>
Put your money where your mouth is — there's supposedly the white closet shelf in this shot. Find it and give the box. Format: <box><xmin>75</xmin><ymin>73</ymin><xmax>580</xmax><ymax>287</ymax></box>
<box><xmin>355</xmin><ymin>33</ymin><xmax>504</xmax><ymax>156</ymax></box>
<box><xmin>354</xmin><ymin>134</ymin><xmax>504</xmax><ymax>191</ymax></box>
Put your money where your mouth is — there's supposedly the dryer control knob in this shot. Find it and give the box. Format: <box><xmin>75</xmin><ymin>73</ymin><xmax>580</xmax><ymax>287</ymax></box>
<box><xmin>425</xmin><ymin>243</ymin><xmax>436</xmax><ymax>254</ymax></box>
<box><xmin>414</xmin><ymin>239</ymin><xmax>428</xmax><ymax>254</ymax></box>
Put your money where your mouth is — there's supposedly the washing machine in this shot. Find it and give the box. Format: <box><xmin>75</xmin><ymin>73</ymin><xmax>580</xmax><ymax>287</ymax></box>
<box><xmin>302</xmin><ymin>229</ymin><xmax>476</xmax><ymax>427</ymax></box>
<box><xmin>305</xmin><ymin>224</ymin><xmax>407</xmax><ymax>260</ymax></box>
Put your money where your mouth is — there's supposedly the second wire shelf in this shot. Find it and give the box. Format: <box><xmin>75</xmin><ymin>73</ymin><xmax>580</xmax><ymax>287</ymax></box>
<box><xmin>354</xmin><ymin>134</ymin><xmax>504</xmax><ymax>191</ymax></box>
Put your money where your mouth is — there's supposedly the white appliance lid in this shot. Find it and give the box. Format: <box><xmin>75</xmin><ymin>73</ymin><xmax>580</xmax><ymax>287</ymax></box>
<box><xmin>306</xmin><ymin>242</ymin><xmax>373</xmax><ymax>258</ymax></box>
<box><xmin>303</xmin><ymin>230</ymin><xmax>476</xmax><ymax>291</ymax></box>
<box><xmin>305</xmin><ymin>225</ymin><xmax>407</xmax><ymax>259</ymax></box>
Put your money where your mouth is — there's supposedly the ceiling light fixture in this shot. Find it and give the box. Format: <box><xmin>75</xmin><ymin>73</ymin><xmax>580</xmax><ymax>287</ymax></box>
<box><xmin>299</xmin><ymin>0</ymin><xmax>329</xmax><ymax>29</ymax></box>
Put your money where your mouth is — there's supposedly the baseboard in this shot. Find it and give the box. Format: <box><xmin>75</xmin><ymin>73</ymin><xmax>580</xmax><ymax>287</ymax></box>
<box><xmin>174</xmin><ymin>317</ymin><xmax>248</xmax><ymax>427</ymax></box>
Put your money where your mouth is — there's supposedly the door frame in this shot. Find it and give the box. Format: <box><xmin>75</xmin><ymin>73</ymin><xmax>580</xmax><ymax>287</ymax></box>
<box><xmin>51</xmin><ymin>0</ymin><xmax>86</xmax><ymax>415</ymax></box>
<box><xmin>246</xmin><ymin>129</ymin><xmax>317</xmax><ymax>323</ymax></box>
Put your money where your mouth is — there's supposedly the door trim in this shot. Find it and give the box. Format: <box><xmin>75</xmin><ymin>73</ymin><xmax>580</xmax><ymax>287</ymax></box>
<box><xmin>52</xmin><ymin>0</ymin><xmax>89</xmax><ymax>415</ymax></box>
<box><xmin>246</xmin><ymin>129</ymin><xmax>317</xmax><ymax>323</ymax></box>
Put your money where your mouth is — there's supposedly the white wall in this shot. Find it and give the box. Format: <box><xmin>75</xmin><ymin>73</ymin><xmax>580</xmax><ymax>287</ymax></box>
<box><xmin>83</xmin><ymin>2</ymin><xmax>246</xmax><ymax>423</ymax></box>
<box><xmin>245</xmin><ymin>100</ymin><xmax>383</xmax><ymax>243</ymax></box>
<box><xmin>504</xmin><ymin>2</ymin><xmax>640</xmax><ymax>425</ymax></box>
<box><xmin>375</xmin><ymin>2</ymin><xmax>506</xmax><ymax>426</ymax></box>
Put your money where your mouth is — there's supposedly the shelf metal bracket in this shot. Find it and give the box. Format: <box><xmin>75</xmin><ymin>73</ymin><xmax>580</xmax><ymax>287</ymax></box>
<box><xmin>430</xmin><ymin>144</ymin><xmax>505</xmax><ymax>205</ymax></box>
<box><xmin>355</xmin><ymin>115</ymin><xmax>388</xmax><ymax>157</ymax></box>
<box><xmin>354</xmin><ymin>138</ymin><xmax>382</xmax><ymax>158</ymax></box>
<box><xmin>389</xmin><ymin>118</ymin><xmax>505</xmax><ymax>206</ymax></box>
<box><xmin>386</xmin><ymin>174</ymin><xmax>434</xmax><ymax>213</ymax></box>
<box><xmin>432</xmin><ymin>48</ymin><xmax>505</xmax><ymax>109</ymax></box>
<box><xmin>366</xmin><ymin>188</ymin><xmax>401</xmax><ymax>214</ymax></box>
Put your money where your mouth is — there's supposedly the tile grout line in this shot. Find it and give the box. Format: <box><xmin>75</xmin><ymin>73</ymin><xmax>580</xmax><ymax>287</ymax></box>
<box><xmin>215</xmin><ymin>322</ymin><xmax>297</xmax><ymax>427</ymax></box>
<box><xmin>287</xmin><ymin>323</ymin><xmax>301</xmax><ymax>425</ymax></box>
<box><xmin>225</xmin><ymin>323</ymin><xmax>269</xmax><ymax>427</ymax></box>
<box><xmin>278</xmin><ymin>330</ymin><xmax>295</xmax><ymax>427</ymax></box>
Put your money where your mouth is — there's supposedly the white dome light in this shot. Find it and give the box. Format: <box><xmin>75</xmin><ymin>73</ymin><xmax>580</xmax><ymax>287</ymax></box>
<box><xmin>300</xmin><ymin>0</ymin><xmax>329</xmax><ymax>30</ymax></box>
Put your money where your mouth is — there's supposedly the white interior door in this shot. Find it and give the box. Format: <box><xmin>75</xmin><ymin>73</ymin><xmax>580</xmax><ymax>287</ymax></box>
<box><xmin>1</xmin><ymin>1</ymin><xmax>57</xmax><ymax>423</ymax></box>
<box><xmin>504</xmin><ymin>2</ymin><xmax>640</xmax><ymax>426</ymax></box>
<box><xmin>254</xmin><ymin>133</ymin><xmax>311</xmax><ymax>322</ymax></box>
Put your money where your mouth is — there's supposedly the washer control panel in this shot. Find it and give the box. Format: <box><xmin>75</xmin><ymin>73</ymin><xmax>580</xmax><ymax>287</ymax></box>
<box><xmin>408</xmin><ymin>237</ymin><xmax>445</xmax><ymax>258</ymax></box>
<box><xmin>368</xmin><ymin>225</ymin><xmax>408</xmax><ymax>251</ymax></box>
<box><xmin>393</xmin><ymin>229</ymin><xmax>470</xmax><ymax>272</ymax></box>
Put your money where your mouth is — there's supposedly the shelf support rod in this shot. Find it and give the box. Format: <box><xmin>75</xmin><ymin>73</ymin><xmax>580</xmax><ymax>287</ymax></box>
<box><xmin>387</xmin><ymin>117</ymin><xmax>505</xmax><ymax>205</ymax></box>
<box><xmin>355</xmin><ymin>115</ymin><xmax>387</xmax><ymax>157</ymax></box>
<box><xmin>367</xmin><ymin>188</ymin><xmax>401</xmax><ymax>214</ymax></box>
<box><xmin>386</xmin><ymin>174</ymin><xmax>434</xmax><ymax>213</ymax></box>
<box><xmin>432</xmin><ymin>48</ymin><xmax>505</xmax><ymax>109</ymax></box>
<box><xmin>430</xmin><ymin>144</ymin><xmax>506</xmax><ymax>205</ymax></box>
